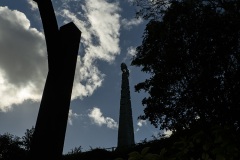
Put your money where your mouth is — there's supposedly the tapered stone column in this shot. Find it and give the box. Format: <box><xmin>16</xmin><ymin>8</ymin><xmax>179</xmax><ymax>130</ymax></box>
<box><xmin>117</xmin><ymin>63</ymin><xmax>135</xmax><ymax>148</ymax></box>
<box><xmin>29</xmin><ymin>0</ymin><xmax>81</xmax><ymax>159</ymax></box>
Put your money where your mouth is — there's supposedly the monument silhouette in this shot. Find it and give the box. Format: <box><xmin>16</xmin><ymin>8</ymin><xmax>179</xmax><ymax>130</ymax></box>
<box><xmin>117</xmin><ymin>63</ymin><xmax>135</xmax><ymax>148</ymax></box>
<box><xmin>29</xmin><ymin>0</ymin><xmax>81</xmax><ymax>159</ymax></box>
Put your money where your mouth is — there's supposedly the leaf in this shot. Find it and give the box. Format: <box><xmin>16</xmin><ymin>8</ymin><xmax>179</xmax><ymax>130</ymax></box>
<box><xmin>129</xmin><ymin>157</ymin><xmax>138</xmax><ymax>160</ymax></box>
<box><xmin>203</xmin><ymin>143</ymin><xmax>210</xmax><ymax>151</ymax></box>
<box><xmin>189</xmin><ymin>142</ymin><xmax>194</xmax><ymax>148</ymax></box>
<box><xmin>145</xmin><ymin>153</ymin><xmax>161</xmax><ymax>160</ymax></box>
<box><xmin>216</xmin><ymin>155</ymin><xmax>225</xmax><ymax>160</ymax></box>
<box><xmin>129</xmin><ymin>151</ymin><xmax>141</xmax><ymax>158</ymax></box>
<box><xmin>141</xmin><ymin>147</ymin><xmax>150</xmax><ymax>155</ymax></box>
<box><xmin>214</xmin><ymin>135</ymin><xmax>223</xmax><ymax>144</ymax></box>
<box><xmin>159</xmin><ymin>148</ymin><xmax>166</xmax><ymax>158</ymax></box>
<box><xmin>202</xmin><ymin>153</ymin><xmax>209</xmax><ymax>160</ymax></box>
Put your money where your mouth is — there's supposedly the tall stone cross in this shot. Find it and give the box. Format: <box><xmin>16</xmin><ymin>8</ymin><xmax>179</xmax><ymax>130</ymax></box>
<box><xmin>117</xmin><ymin>63</ymin><xmax>135</xmax><ymax>149</ymax></box>
<box><xmin>29</xmin><ymin>0</ymin><xmax>81</xmax><ymax>159</ymax></box>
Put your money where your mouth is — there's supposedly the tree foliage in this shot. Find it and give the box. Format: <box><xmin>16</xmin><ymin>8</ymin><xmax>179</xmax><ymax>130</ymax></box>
<box><xmin>22</xmin><ymin>126</ymin><xmax>34</xmax><ymax>151</ymax></box>
<box><xmin>134</xmin><ymin>0</ymin><xmax>171</xmax><ymax>19</ymax></box>
<box><xmin>0</xmin><ymin>133</ymin><xmax>26</xmax><ymax>160</ymax></box>
<box><xmin>134</xmin><ymin>0</ymin><xmax>240</xmax><ymax>20</ymax></box>
<box><xmin>0</xmin><ymin>127</ymin><xmax>35</xmax><ymax>159</ymax></box>
<box><xmin>132</xmin><ymin>0</ymin><xmax>240</xmax><ymax>131</ymax></box>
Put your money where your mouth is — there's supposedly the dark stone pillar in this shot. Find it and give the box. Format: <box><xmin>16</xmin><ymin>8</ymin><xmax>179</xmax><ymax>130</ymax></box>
<box><xmin>29</xmin><ymin>0</ymin><xmax>81</xmax><ymax>159</ymax></box>
<box><xmin>117</xmin><ymin>63</ymin><xmax>135</xmax><ymax>149</ymax></box>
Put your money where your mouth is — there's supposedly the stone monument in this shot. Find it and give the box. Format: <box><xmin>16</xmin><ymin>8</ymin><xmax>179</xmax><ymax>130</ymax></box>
<box><xmin>117</xmin><ymin>63</ymin><xmax>135</xmax><ymax>148</ymax></box>
<box><xmin>29</xmin><ymin>0</ymin><xmax>81</xmax><ymax>159</ymax></box>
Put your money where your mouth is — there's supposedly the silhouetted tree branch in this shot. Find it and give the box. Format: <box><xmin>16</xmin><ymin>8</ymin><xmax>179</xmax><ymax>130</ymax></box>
<box><xmin>132</xmin><ymin>0</ymin><xmax>240</xmax><ymax>131</ymax></box>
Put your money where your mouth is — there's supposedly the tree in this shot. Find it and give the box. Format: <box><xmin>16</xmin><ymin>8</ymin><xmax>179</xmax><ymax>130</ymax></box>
<box><xmin>22</xmin><ymin>126</ymin><xmax>35</xmax><ymax>151</ymax></box>
<box><xmin>132</xmin><ymin>0</ymin><xmax>240</xmax><ymax>131</ymax></box>
<box><xmin>134</xmin><ymin>0</ymin><xmax>240</xmax><ymax>20</ymax></box>
<box><xmin>0</xmin><ymin>133</ymin><xmax>26</xmax><ymax>160</ymax></box>
<box><xmin>67</xmin><ymin>146</ymin><xmax>82</xmax><ymax>155</ymax></box>
<box><xmin>134</xmin><ymin>0</ymin><xmax>172</xmax><ymax>19</ymax></box>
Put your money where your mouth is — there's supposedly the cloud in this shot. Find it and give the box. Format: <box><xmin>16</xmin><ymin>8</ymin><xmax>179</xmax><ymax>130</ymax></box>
<box><xmin>136</xmin><ymin>119</ymin><xmax>147</xmax><ymax>132</ymax></box>
<box><xmin>137</xmin><ymin>119</ymin><xmax>147</xmax><ymax>127</ymax></box>
<box><xmin>163</xmin><ymin>130</ymin><xmax>172</xmax><ymax>137</ymax></box>
<box><xmin>59</xmin><ymin>0</ymin><xmax>121</xmax><ymax>61</ymax></box>
<box><xmin>88</xmin><ymin>107</ymin><xmax>118</xmax><ymax>129</ymax></box>
<box><xmin>58</xmin><ymin>0</ymin><xmax>121</xmax><ymax>99</ymax></box>
<box><xmin>122</xmin><ymin>46</ymin><xmax>137</xmax><ymax>62</ymax></box>
<box><xmin>0</xmin><ymin>0</ymin><xmax>121</xmax><ymax>111</ymax></box>
<box><xmin>27</xmin><ymin>0</ymin><xmax>38</xmax><ymax>11</ymax></box>
<box><xmin>127</xmin><ymin>46</ymin><xmax>137</xmax><ymax>56</ymax></box>
<box><xmin>68</xmin><ymin>109</ymin><xmax>80</xmax><ymax>125</ymax></box>
<box><xmin>121</xmin><ymin>17</ymin><xmax>143</xmax><ymax>30</ymax></box>
<box><xmin>0</xmin><ymin>6</ymin><xmax>47</xmax><ymax>111</ymax></box>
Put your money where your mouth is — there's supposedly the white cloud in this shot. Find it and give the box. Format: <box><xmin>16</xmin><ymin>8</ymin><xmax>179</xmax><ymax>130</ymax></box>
<box><xmin>58</xmin><ymin>0</ymin><xmax>121</xmax><ymax>100</ymax></box>
<box><xmin>121</xmin><ymin>17</ymin><xmax>143</xmax><ymax>30</ymax></box>
<box><xmin>71</xmin><ymin>57</ymin><xmax>105</xmax><ymax>99</ymax></box>
<box><xmin>136</xmin><ymin>119</ymin><xmax>147</xmax><ymax>132</ymax></box>
<box><xmin>59</xmin><ymin>0</ymin><xmax>121</xmax><ymax>61</ymax></box>
<box><xmin>122</xmin><ymin>46</ymin><xmax>137</xmax><ymax>62</ymax></box>
<box><xmin>0</xmin><ymin>0</ymin><xmax>121</xmax><ymax>111</ymax></box>
<box><xmin>137</xmin><ymin>119</ymin><xmax>147</xmax><ymax>127</ymax></box>
<box><xmin>0</xmin><ymin>6</ymin><xmax>47</xmax><ymax>111</ymax></box>
<box><xmin>88</xmin><ymin>107</ymin><xmax>118</xmax><ymax>129</ymax></box>
<box><xmin>68</xmin><ymin>109</ymin><xmax>80</xmax><ymax>125</ymax></box>
<box><xmin>27</xmin><ymin>0</ymin><xmax>38</xmax><ymax>11</ymax></box>
<box><xmin>163</xmin><ymin>130</ymin><xmax>172</xmax><ymax>137</ymax></box>
<box><xmin>127</xmin><ymin>46</ymin><xmax>137</xmax><ymax>56</ymax></box>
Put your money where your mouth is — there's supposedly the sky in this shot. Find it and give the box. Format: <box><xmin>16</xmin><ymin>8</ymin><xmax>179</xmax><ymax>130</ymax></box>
<box><xmin>0</xmin><ymin>0</ymin><xmax>162</xmax><ymax>154</ymax></box>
